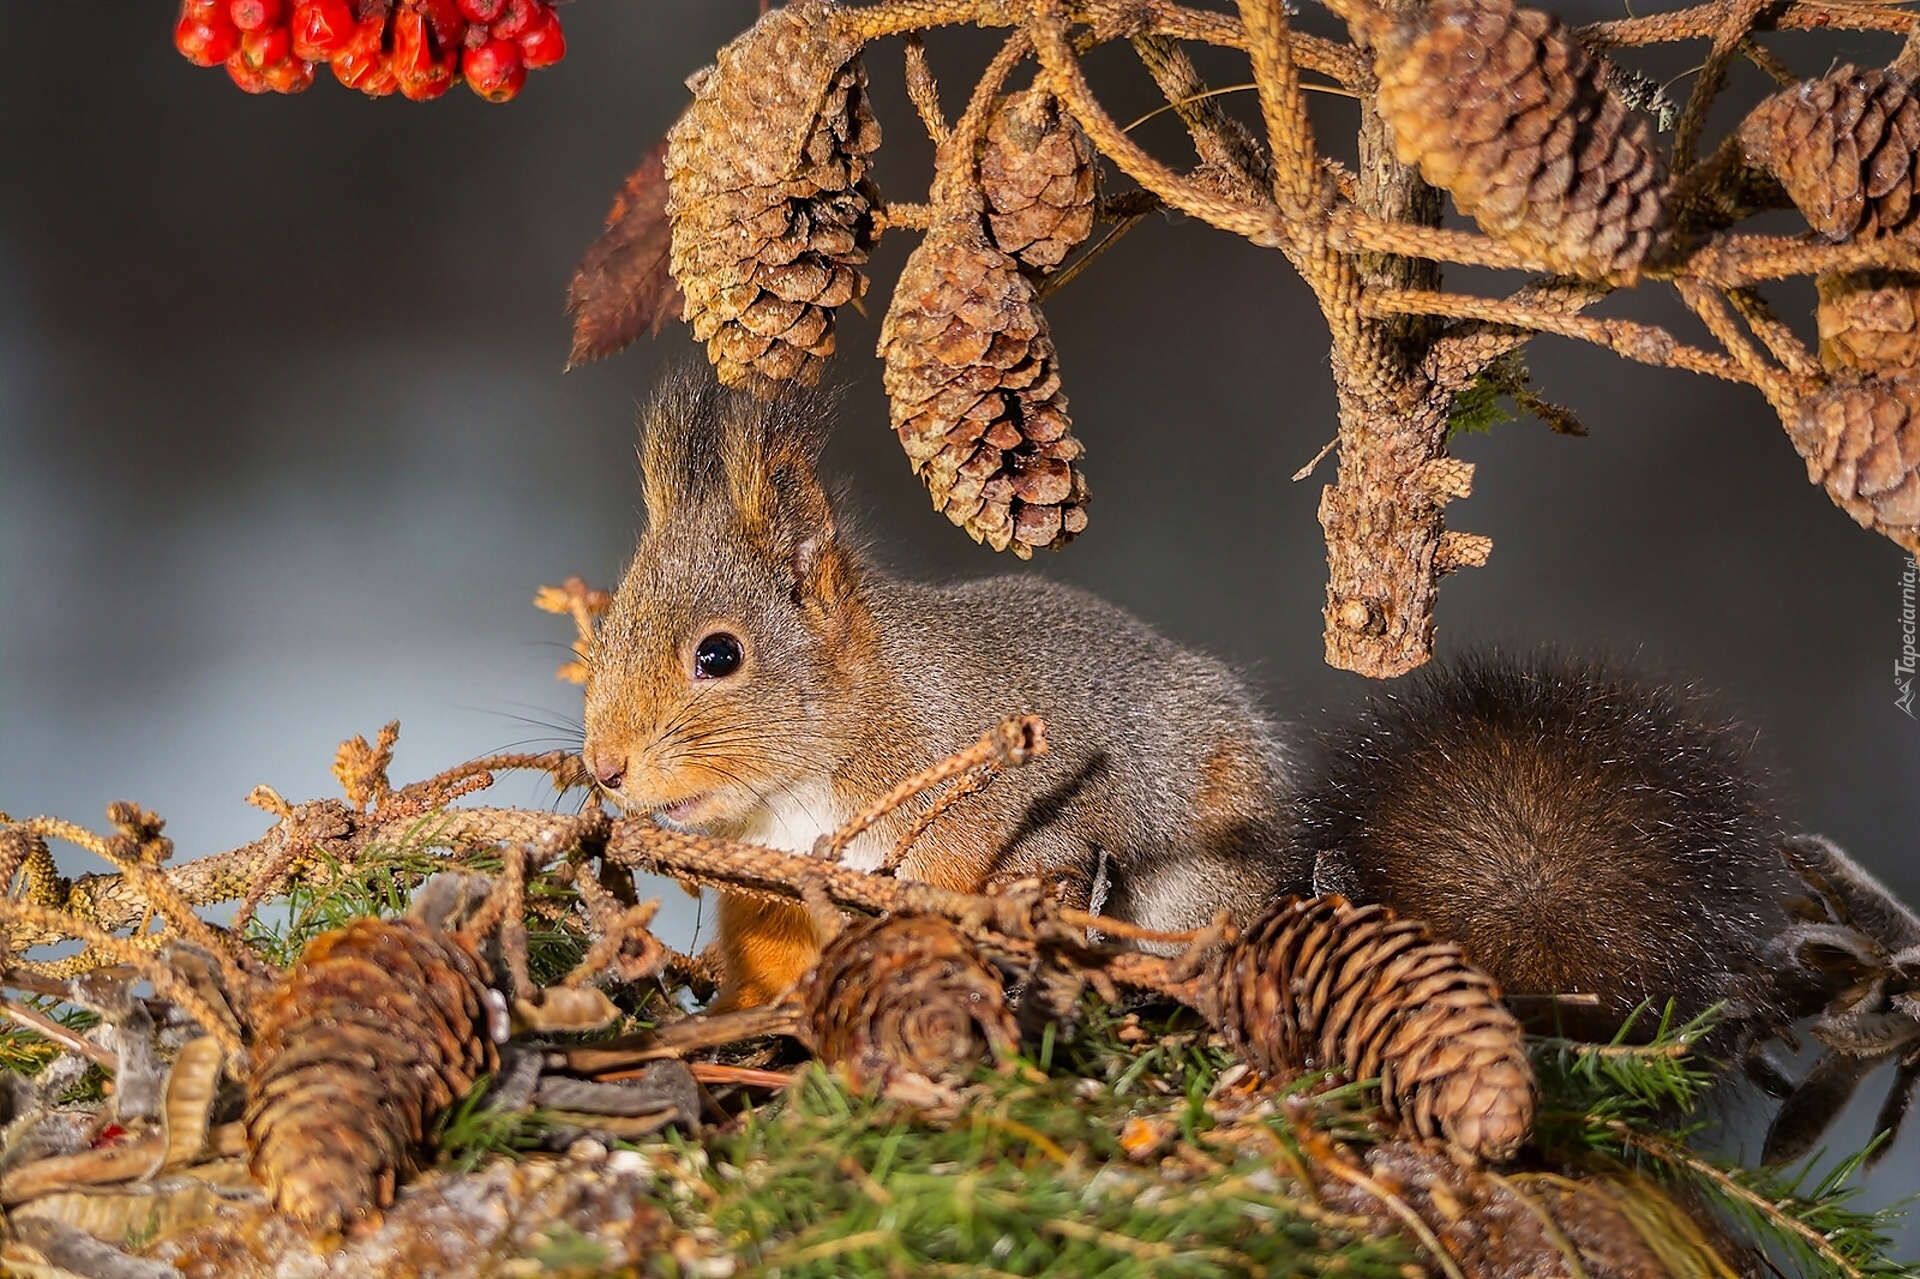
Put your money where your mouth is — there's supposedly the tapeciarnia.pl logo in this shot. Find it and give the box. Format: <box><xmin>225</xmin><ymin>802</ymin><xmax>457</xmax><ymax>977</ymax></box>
<box><xmin>1899</xmin><ymin>555</ymin><xmax>1917</xmax><ymax>718</ymax></box>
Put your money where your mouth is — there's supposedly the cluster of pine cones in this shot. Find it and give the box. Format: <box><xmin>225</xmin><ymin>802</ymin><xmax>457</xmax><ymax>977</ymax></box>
<box><xmin>643</xmin><ymin>0</ymin><xmax>1920</xmax><ymax>557</ymax></box>
<box><xmin>794</xmin><ymin>898</ymin><xmax>1534</xmax><ymax>1166</ymax></box>
<box><xmin>1738</xmin><ymin>67</ymin><xmax>1920</xmax><ymax>551</ymax></box>
<box><xmin>665</xmin><ymin>1</ymin><xmax>1096</xmax><ymax>557</ymax></box>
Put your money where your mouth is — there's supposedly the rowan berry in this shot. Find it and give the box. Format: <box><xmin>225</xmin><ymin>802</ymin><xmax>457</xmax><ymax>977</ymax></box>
<box><xmin>225</xmin><ymin>49</ymin><xmax>275</xmax><ymax>92</ymax></box>
<box><xmin>290</xmin><ymin>0</ymin><xmax>355</xmax><ymax>60</ymax></box>
<box><xmin>239</xmin><ymin>24</ymin><xmax>291</xmax><ymax>71</ymax></box>
<box><xmin>489</xmin><ymin>0</ymin><xmax>539</xmax><ymax>40</ymax></box>
<box><xmin>392</xmin><ymin>9</ymin><xmax>458</xmax><ymax>101</ymax></box>
<box><xmin>229</xmin><ymin>0</ymin><xmax>282</xmax><ymax>32</ymax></box>
<box><xmin>462</xmin><ymin>37</ymin><xmax>525</xmax><ymax>102</ymax></box>
<box><xmin>517</xmin><ymin>7</ymin><xmax>563</xmax><ymax>69</ymax></box>
<box><xmin>175</xmin><ymin>14</ymin><xmax>241</xmax><ymax>66</ymax></box>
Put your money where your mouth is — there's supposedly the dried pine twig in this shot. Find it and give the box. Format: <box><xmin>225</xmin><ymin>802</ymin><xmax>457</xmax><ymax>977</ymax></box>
<box><xmin>1577</xmin><ymin>0</ymin><xmax>1920</xmax><ymax>49</ymax></box>
<box><xmin>0</xmin><ymin>900</ymin><xmax>248</xmax><ymax>1068</ymax></box>
<box><xmin>1366</xmin><ymin>289</ymin><xmax>1750</xmax><ymax>383</ymax></box>
<box><xmin>1672</xmin><ymin>277</ymin><xmax>1806</xmax><ymax>413</ymax></box>
<box><xmin>1724</xmin><ymin>286</ymin><xmax>1822</xmax><ymax>381</ymax></box>
<box><xmin>817</xmin><ymin>714</ymin><xmax>1046</xmax><ymax>862</ymax></box>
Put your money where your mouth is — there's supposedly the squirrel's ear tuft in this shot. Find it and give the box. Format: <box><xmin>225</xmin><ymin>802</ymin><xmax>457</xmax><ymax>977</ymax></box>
<box><xmin>722</xmin><ymin>388</ymin><xmax>853</xmax><ymax>605</ymax></box>
<box><xmin>638</xmin><ymin>366</ymin><xmax>731</xmax><ymax>526</ymax></box>
<box><xmin>636</xmin><ymin>368</ymin><xmax>854</xmax><ymax>604</ymax></box>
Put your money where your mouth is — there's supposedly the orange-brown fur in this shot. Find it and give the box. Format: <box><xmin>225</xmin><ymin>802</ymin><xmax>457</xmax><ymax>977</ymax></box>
<box><xmin>583</xmin><ymin>372</ymin><xmax>1303</xmax><ymax>1008</ymax></box>
<box><xmin>711</xmin><ymin>896</ymin><xmax>822</xmax><ymax>1012</ymax></box>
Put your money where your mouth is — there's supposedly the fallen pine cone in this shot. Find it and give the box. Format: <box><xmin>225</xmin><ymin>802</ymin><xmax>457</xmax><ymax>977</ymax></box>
<box><xmin>1200</xmin><ymin>894</ymin><xmax>1536</xmax><ymax>1164</ymax></box>
<box><xmin>1789</xmin><ymin>374</ymin><xmax>1920</xmax><ymax>552</ymax></box>
<box><xmin>244</xmin><ymin>917</ymin><xmax>501</xmax><ymax>1231</ymax></box>
<box><xmin>1365</xmin><ymin>0</ymin><xmax>1668</xmax><ymax>281</ymax></box>
<box><xmin>1739</xmin><ymin>65</ymin><xmax>1920</xmax><ymax>242</ymax></box>
<box><xmin>797</xmin><ymin>914</ymin><xmax>1019</xmax><ymax>1095</ymax></box>
<box><xmin>665</xmin><ymin>0</ymin><xmax>879</xmax><ymax>393</ymax></box>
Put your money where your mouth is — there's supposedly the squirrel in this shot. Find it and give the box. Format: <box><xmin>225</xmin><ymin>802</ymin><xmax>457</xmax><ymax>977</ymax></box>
<box><xmin>581</xmin><ymin>371</ymin><xmax>1303</xmax><ymax>1010</ymax></box>
<box><xmin>581</xmin><ymin>373</ymin><xmax>1919</xmax><ymax>1154</ymax></box>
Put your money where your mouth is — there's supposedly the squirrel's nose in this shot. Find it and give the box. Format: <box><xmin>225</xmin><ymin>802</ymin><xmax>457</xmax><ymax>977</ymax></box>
<box><xmin>585</xmin><ymin>746</ymin><xmax>626</xmax><ymax>791</ymax></box>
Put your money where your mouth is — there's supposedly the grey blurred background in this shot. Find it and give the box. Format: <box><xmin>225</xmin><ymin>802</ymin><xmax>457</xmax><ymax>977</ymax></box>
<box><xmin>3</xmin><ymin>0</ymin><xmax>1917</xmax><ymax>1250</ymax></box>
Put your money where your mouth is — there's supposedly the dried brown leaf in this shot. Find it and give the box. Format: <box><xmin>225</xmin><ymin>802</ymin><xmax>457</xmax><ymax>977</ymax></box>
<box><xmin>566</xmin><ymin>135</ymin><xmax>685</xmax><ymax>369</ymax></box>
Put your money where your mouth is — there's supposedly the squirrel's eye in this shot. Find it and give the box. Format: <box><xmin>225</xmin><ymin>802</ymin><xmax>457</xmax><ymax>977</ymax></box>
<box><xmin>693</xmin><ymin>633</ymin><xmax>744</xmax><ymax>680</ymax></box>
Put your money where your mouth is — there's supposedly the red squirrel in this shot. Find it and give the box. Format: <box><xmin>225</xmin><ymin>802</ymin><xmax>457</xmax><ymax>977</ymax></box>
<box><xmin>580</xmin><ymin>372</ymin><xmax>1919</xmax><ymax>1160</ymax></box>
<box><xmin>581</xmin><ymin>372</ymin><xmax>1302</xmax><ymax>1009</ymax></box>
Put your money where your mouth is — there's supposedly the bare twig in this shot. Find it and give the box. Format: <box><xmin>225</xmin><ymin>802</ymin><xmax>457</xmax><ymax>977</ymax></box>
<box><xmin>0</xmin><ymin>901</ymin><xmax>247</xmax><ymax>1070</ymax></box>
<box><xmin>1672</xmin><ymin>276</ymin><xmax>1809</xmax><ymax>414</ymax></box>
<box><xmin>817</xmin><ymin>714</ymin><xmax>1045</xmax><ymax>863</ymax></box>
<box><xmin>1725</xmin><ymin>286</ymin><xmax>1822</xmax><ymax>381</ymax></box>
<box><xmin>561</xmin><ymin>898</ymin><xmax>668</xmax><ymax>988</ymax></box>
<box><xmin>1329</xmin><ymin>209</ymin><xmax>1554</xmax><ymax>273</ymax></box>
<box><xmin>902</xmin><ymin>33</ymin><xmax>950</xmax><ymax>143</ymax></box>
<box><xmin>1026</xmin><ymin>0</ymin><xmax>1288</xmax><ymax>246</ymax></box>
<box><xmin>0</xmin><ymin>995</ymin><xmax>117</xmax><ymax>1069</ymax></box>
<box><xmin>1236</xmin><ymin>0</ymin><xmax>1323</xmax><ymax>223</ymax></box>
<box><xmin>883</xmin><ymin>767</ymin><xmax>992</xmax><ymax>871</ymax></box>
<box><xmin>1679</xmin><ymin>233</ymin><xmax>1920</xmax><ymax>287</ymax></box>
<box><xmin>1130</xmin><ymin>35</ymin><xmax>1273</xmax><ymax>204</ymax></box>
<box><xmin>1426</xmin><ymin>278</ymin><xmax>1610</xmax><ymax>393</ymax></box>
<box><xmin>1577</xmin><ymin>0</ymin><xmax>1920</xmax><ymax>48</ymax></box>
<box><xmin>1368</xmin><ymin>288</ymin><xmax>1753</xmax><ymax>383</ymax></box>
<box><xmin>1739</xmin><ymin>37</ymin><xmax>1801</xmax><ymax>88</ymax></box>
<box><xmin>1671</xmin><ymin>0</ymin><xmax>1773</xmax><ymax>171</ymax></box>
<box><xmin>1036</xmin><ymin>209</ymin><xmax>1150</xmax><ymax>300</ymax></box>
<box><xmin>562</xmin><ymin>1004</ymin><xmax>808</xmax><ymax>1075</ymax></box>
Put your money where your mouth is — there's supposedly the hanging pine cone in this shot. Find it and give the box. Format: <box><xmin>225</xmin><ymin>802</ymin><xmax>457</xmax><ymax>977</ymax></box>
<box><xmin>1738</xmin><ymin>65</ymin><xmax>1920</xmax><ymax>242</ymax></box>
<box><xmin>879</xmin><ymin>209</ymin><xmax>1088</xmax><ymax>556</ymax></box>
<box><xmin>665</xmin><ymin>0</ymin><xmax>879</xmax><ymax>393</ymax></box>
<box><xmin>245</xmin><ymin>917</ymin><xmax>500</xmax><ymax>1231</ymax></box>
<box><xmin>1201</xmin><ymin>895</ymin><xmax>1535</xmax><ymax>1164</ymax></box>
<box><xmin>1788</xmin><ymin>375</ymin><xmax>1920</xmax><ymax>552</ymax></box>
<box><xmin>796</xmin><ymin>914</ymin><xmax>1019</xmax><ymax>1094</ymax></box>
<box><xmin>979</xmin><ymin>87</ymin><xmax>1098</xmax><ymax>274</ymax></box>
<box><xmin>1367</xmin><ymin>0</ymin><xmax>1669</xmax><ymax>281</ymax></box>
<box><xmin>1818</xmin><ymin>272</ymin><xmax>1920</xmax><ymax>373</ymax></box>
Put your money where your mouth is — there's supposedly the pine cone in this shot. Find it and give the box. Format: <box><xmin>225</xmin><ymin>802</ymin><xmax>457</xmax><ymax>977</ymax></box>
<box><xmin>797</xmin><ymin>914</ymin><xmax>1019</xmax><ymax>1094</ymax></box>
<box><xmin>1202</xmin><ymin>894</ymin><xmax>1535</xmax><ymax>1163</ymax></box>
<box><xmin>1368</xmin><ymin>0</ymin><xmax>1669</xmax><ymax>281</ymax></box>
<box><xmin>980</xmin><ymin>88</ymin><xmax>1098</xmax><ymax>274</ymax></box>
<box><xmin>1817</xmin><ymin>271</ymin><xmax>1920</xmax><ymax>373</ymax></box>
<box><xmin>1738</xmin><ymin>65</ymin><xmax>1920</xmax><ymax>242</ymax></box>
<box><xmin>245</xmin><ymin>918</ymin><xmax>499</xmax><ymax>1231</ymax></box>
<box><xmin>879</xmin><ymin>211</ymin><xmax>1088</xmax><ymax>556</ymax></box>
<box><xmin>1789</xmin><ymin>375</ymin><xmax>1920</xmax><ymax>552</ymax></box>
<box><xmin>665</xmin><ymin>1</ymin><xmax>879</xmax><ymax>393</ymax></box>
<box><xmin>1314</xmin><ymin>1142</ymin><xmax>1730</xmax><ymax>1278</ymax></box>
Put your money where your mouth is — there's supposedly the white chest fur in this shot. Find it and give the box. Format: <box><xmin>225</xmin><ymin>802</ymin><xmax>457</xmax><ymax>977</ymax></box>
<box><xmin>732</xmin><ymin>778</ymin><xmax>889</xmax><ymax>873</ymax></box>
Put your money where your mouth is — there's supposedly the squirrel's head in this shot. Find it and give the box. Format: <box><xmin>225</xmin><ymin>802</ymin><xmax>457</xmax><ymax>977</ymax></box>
<box><xmin>582</xmin><ymin>371</ymin><xmax>865</xmax><ymax>832</ymax></box>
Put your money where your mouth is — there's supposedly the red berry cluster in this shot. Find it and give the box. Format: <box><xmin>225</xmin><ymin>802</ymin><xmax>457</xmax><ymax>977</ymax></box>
<box><xmin>173</xmin><ymin>0</ymin><xmax>565</xmax><ymax>101</ymax></box>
